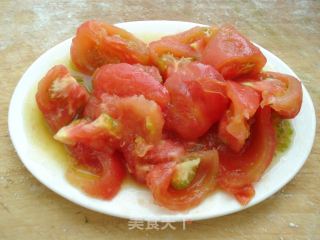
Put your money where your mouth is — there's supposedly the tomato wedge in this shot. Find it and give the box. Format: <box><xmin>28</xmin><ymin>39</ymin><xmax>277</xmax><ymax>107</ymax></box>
<box><xmin>202</xmin><ymin>25</ymin><xmax>267</xmax><ymax>79</ymax></box>
<box><xmin>54</xmin><ymin>114</ymin><xmax>121</xmax><ymax>151</ymax></box>
<box><xmin>218</xmin><ymin>107</ymin><xmax>276</xmax><ymax>204</ymax></box>
<box><xmin>67</xmin><ymin>148</ymin><xmax>125</xmax><ymax>199</ymax></box>
<box><xmin>218</xmin><ymin>81</ymin><xmax>260</xmax><ymax>152</ymax></box>
<box><xmin>123</xmin><ymin>139</ymin><xmax>185</xmax><ymax>184</ymax></box>
<box><xmin>146</xmin><ymin>149</ymin><xmax>219</xmax><ymax>211</ymax></box>
<box><xmin>149</xmin><ymin>26</ymin><xmax>216</xmax><ymax>77</ymax></box>
<box><xmin>84</xmin><ymin>94</ymin><xmax>164</xmax><ymax>144</ymax></box>
<box><xmin>92</xmin><ymin>63</ymin><xmax>169</xmax><ymax>108</ymax></box>
<box><xmin>164</xmin><ymin>62</ymin><xmax>229</xmax><ymax>140</ymax></box>
<box><xmin>36</xmin><ymin>65</ymin><xmax>89</xmax><ymax>132</ymax></box>
<box><xmin>71</xmin><ymin>20</ymin><xmax>150</xmax><ymax>75</ymax></box>
<box><xmin>243</xmin><ymin>71</ymin><xmax>303</xmax><ymax>119</ymax></box>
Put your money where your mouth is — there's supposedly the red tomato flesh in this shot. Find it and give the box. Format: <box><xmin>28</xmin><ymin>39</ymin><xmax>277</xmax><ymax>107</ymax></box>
<box><xmin>202</xmin><ymin>25</ymin><xmax>267</xmax><ymax>79</ymax></box>
<box><xmin>123</xmin><ymin>139</ymin><xmax>185</xmax><ymax>184</ymax></box>
<box><xmin>164</xmin><ymin>62</ymin><xmax>229</xmax><ymax>140</ymax></box>
<box><xmin>84</xmin><ymin>94</ymin><xmax>164</xmax><ymax>144</ymax></box>
<box><xmin>67</xmin><ymin>148</ymin><xmax>125</xmax><ymax>200</ymax></box>
<box><xmin>218</xmin><ymin>81</ymin><xmax>260</xmax><ymax>152</ymax></box>
<box><xmin>71</xmin><ymin>20</ymin><xmax>150</xmax><ymax>75</ymax></box>
<box><xmin>149</xmin><ymin>26</ymin><xmax>217</xmax><ymax>77</ymax></box>
<box><xmin>146</xmin><ymin>150</ymin><xmax>219</xmax><ymax>211</ymax></box>
<box><xmin>218</xmin><ymin>107</ymin><xmax>276</xmax><ymax>204</ymax></box>
<box><xmin>92</xmin><ymin>63</ymin><xmax>169</xmax><ymax>108</ymax></box>
<box><xmin>53</xmin><ymin>115</ymin><xmax>121</xmax><ymax>151</ymax></box>
<box><xmin>36</xmin><ymin>65</ymin><xmax>89</xmax><ymax>132</ymax></box>
<box><xmin>243</xmin><ymin>71</ymin><xmax>303</xmax><ymax>119</ymax></box>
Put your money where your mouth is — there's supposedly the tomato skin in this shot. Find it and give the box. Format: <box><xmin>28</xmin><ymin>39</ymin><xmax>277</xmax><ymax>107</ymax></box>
<box><xmin>202</xmin><ymin>25</ymin><xmax>267</xmax><ymax>79</ymax></box>
<box><xmin>164</xmin><ymin>62</ymin><xmax>229</xmax><ymax>140</ymax></box>
<box><xmin>92</xmin><ymin>63</ymin><xmax>169</xmax><ymax>108</ymax></box>
<box><xmin>243</xmin><ymin>71</ymin><xmax>303</xmax><ymax>119</ymax></box>
<box><xmin>146</xmin><ymin>150</ymin><xmax>219</xmax><ymax>211</ymax></box>
<box><xmin>36</xmin><ymin>65</ymin><xmax>89</xmax><ymax>132</ymax></box>
<box><xmin>218</xmin><ymin>81</ymin><xmax>260</xmax><ymax>152</ymax></box>
<box><xmin>67</xmin><ymin>148</ymin><xmax>125</xmax><ymax>200</ymax></box>
<box><xmin>149</xmin><ymin>26</ymin><xmax>216</xmax><ymax>77</ymax></box>
<box><xmin>218</xmin><ymin>107</ymin><xmax>276</xmax><ymax>204</ymax></box>
<box><xmin>71</xmin><ymin>20</ymin><xmax>150</xmax><ymax>75</ymax></box>
<box><xmin>84</xmin><ymin>94</ymin><xmax>164</xmax><ymax>144</ymax></box>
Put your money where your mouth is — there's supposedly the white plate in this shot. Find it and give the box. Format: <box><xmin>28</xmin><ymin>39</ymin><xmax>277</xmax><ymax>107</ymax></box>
<box><xmin>8</xmin><ymin>21</ymin><xmax>316</xmax><ymax>222</ymax></box>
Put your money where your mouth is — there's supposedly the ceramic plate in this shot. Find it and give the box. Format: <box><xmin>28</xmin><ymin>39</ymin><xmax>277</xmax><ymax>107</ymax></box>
<box><xmin>8</xmin><ymin>21</ymin><xmax>316</xmax><ymax>222</ymax></box>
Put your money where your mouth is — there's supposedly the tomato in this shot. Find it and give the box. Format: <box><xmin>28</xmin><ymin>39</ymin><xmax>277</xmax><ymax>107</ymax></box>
<box><xmin>92</xmin><ymin>63</ymin><xmax>169</xmax><ymax>108</ymax></box>
<box><xmin>71</xmin><ymin>20</ymin><xmax>150</xmax><ymax>75</ymax></box>
<box><xmin>202</xmin><ymin>25</ymin><xmax>267</xmax><ymax>79</ymax></box>
<box><xmin>83</xmin><ymin>96</ymin><xmax>102</xmax><ymax>119</ymax></box>
<box><xmin>164</xmin><ymin>25</ymin><xmax>216</xmax><ymax>45</ymax></box>
<box><xmin>218</xmin><ymin>81</ymin><xmax>260</xmax><ymax>152</ymax></box>
<box><xmin>243</xmin><ymin>71</ymin><xmax>303</xmax><ymax>118</ymax></box>
<box><xmin>149</xmin><ymin>26</ymin><xmax>216</xmax><ymax>77</ymax></box>
<box><xmin>67</xmin><ymin>148</ymin><xmax>125</xmax><ymax>200</ymax></box>
<box><xmin>123</xmin><ymin>139</ymin><xmax>185</xmax><ymax>183</ymax></box>
<box><xmin>164</xmin><ymin>62</ymin><xmax>229</xmax><ymax>140</ymax></box>
<box><xmin>218</xmin><ymin>107</ymin><xmax>276</xmax><ymax>204</ymax></box>
<box><xmin>68</xmin><ymin>143</ymin><xmax>104</xmax><ymax>174</ymax></box>
<box><xmin>141</xmin><ymin>139</ymin><xmax>185</xmax><ymax>164</ymax></box>
<box><xmin>224</xmin><ymin>185</ymin><xmax>255</xmax><ymax>205</ymax></box>
<box><xmin>54</xmin><ymin>114</ymin><xmax>121</xmax><ymax>151</ymax></box>
<box><xmin>133</xmin><ymin>64</ymin><xmax>163</xmax><ymax>83</ymax></box>
<box><xmin>36</xmin><ymin>65</ymin><xmax>89</xmax><ymax>132</ymax></box>
<box><xmin>84</xmin><ymin>94</ymin><xmax>164</xmax><ymax>144</ymax></box>
<box><xmin>146</xmin><ymin>150</ymin><xmax>219</xmax><ymax>211</ymax></box>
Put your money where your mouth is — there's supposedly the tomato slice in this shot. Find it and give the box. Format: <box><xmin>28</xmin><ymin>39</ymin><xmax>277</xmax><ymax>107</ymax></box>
<box><xmin>218</xmin><ymin>107</ymin><xmax>276</xmax><ymax>204</ymax></box>
<box><xmin>149</xmin><ymin>26</ymin><xmax>216</xmax><ymax>77</ymax></box>
<box><xmin>123</xmin><ymin>139</ymin><xmax>185</xmax><ymax>184</ymax></box>
<box><xmin>67</xmin><ymin>148</ymin><xmax>125</xmax><ymax>200</ymax></box>
<box><xmin>92</xmin><ymin>63</ymin><xmax>169</xmax><ymax>108</ymax></box>
<box><xmin>218</xmin><ymin>81</ymin><xmax>260</xmax><ymax>152</ymax></box>
<box><xmin>243</xmin><ymin>71</ymin><xmax>303</xmax><ymax>118</ymax></box>
<box><xmin>36</xmin><ymin>65</ymin><xmax>89</xmax><ymax>132</ymax></box>
<box><xmin>84</xmin><ymin>94</ymin><xmax>164</xmax><ymax>144</ymax></box>
<box><xmin>54</xmin><ymin>114</ymin><xmax>121</xmax><ymax>151</ymax></box>
<box><xmin>202</xmin><ymin>25</ymin><xmax>267</xmax><ymax>79</ymax></box>
<box><xmin>146</xmin><ymin>150</ymin><xmax>219</xmax><ymax>211</ymax></box>
<box><xmin>71</xmin><ymin>20</ymin><xmax>150</xmax><ymax>75</ymax></box>
<box><xmin>164</xmin><ymin>62</ymin><xmax>229</xmax><ymax>140</ymax></box>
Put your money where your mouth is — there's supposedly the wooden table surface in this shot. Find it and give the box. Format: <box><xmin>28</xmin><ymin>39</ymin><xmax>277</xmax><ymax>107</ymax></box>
<box><xmin>1</xmin><ymin>1</ymin><xmax>319</xmax><ymax>239</ymax></box>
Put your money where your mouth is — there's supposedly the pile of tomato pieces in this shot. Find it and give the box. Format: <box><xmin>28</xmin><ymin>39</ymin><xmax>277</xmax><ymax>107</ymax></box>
<box><xmin>36</xmin><ymin>20</ymin><xmax>302</xmax><ymax>211</ymax></box>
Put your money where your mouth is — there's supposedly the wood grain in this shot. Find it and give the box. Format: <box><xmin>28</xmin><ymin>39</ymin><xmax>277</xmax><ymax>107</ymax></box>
<box><xmin>0</xmin><ymin>1</ymin><xmax>319</xmax><ymax>239</ymax></box>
